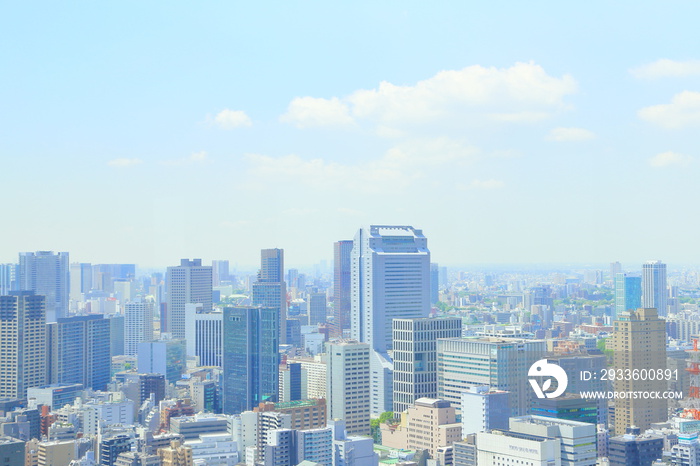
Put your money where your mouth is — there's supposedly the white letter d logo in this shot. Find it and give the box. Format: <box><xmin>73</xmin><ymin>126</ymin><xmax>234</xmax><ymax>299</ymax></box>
<box><xmin>528</xmin><ymin>359</ymin><xmax>568</xmax><ymax>399</ymax></box>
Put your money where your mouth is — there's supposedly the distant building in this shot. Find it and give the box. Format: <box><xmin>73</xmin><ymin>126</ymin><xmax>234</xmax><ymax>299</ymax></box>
<box><xmin>614</xmin><ymin>273</ymin><xmax>642</xmax><ymax>321</ymax></box>
<box><xmin>137</xmin><ymin>339</ymin><xmax>186</xmax><ymax>384</ymax></box>
<box><xmin>222</xmin><ymin>306</ymin><xmax>279</xmax><ymax>414</ymax></box>
<box><xmin>47</xmin><ymin>314</ymin><xmax>111</xmax><ymax>391</ymax></box>
<box><xmin>252</xmin><ymin>249</ymin><xmax>287</xmax><ymax>345</ymax></box>
<box><xmin>0</xmin><ymin>291</ymin><xmax>46</xmax><ymax>399</ymax></box>
<box><xmin>27</xmin><ymin>384</ymin><xmax>83</xmax><ymax>410</ymax></box>
<box><xmin>124</xmin><ymin>301</ymin><xmax>154</xmax><ymax>357</ymax></box>
<box><xmin>642</xmin><ymin>260</ymin><xmax>667</xmax><ymax>317</ymax></box>
<box><xmin>332</xmin><ymin>240</ymin><xmax>353</xmax><ymax>338</ymax></box>
<box><xmin>308</xmin><ymin>292</ymin><xmax>327</xmax><ymax>326</ymax></box>
<box><xmin>18</xmin><ymin>251</ymin><xmax>69</xmax><ymax>321</ymax></box>
<box><xmin>166</xmin><ymin>259</ymin><xmax>212</xmax><ymax>340</ymax></box>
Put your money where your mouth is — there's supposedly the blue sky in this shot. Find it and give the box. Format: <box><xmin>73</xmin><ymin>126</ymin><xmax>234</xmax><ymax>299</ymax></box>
<box><xmin>2</xmin><ymin>2</ymin><xmax>700</xmax><ymax>268</ymax></box>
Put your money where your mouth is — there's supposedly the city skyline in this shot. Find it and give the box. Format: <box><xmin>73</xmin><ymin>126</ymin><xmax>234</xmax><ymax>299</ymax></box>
<box><xmin>3</xmin><ymin>2</ymin><xmax>700</xmax><ymax>267</ymax></box>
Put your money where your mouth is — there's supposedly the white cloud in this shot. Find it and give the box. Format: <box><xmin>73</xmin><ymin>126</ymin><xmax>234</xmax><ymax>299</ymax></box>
<box><xmin>214</xmin><ymin>109</ymin><xmax>252</xmax><ymax>129</ymax></box>
<box><xmin>162</xmin><ymin>151</ymin><xmax>209</xmax><ymax>166</ymax></box>
<box><xmin>243</xmin><ymin>137</ymin><xmax>478</xmax><ymax>194</ymax></box>
<box><xmin>638</xmin><ymin>91</ymin><xmax>700</xmax><ymax>129</ymax></box>
<box><xmin>649</xmin><ymin>151</ymin><xmax>693</xmax><ymax>168</ymax></box>
<box><xmin>108</xmin><ymin>158</ymin><xmax>143</xmax><ymax>168</ymax></box>
<box><xmin>280</xmin><ymin>97</ymin><xmax>354</xmax><ymax>128</ymax></box>
<box><xmin>459</xmin><ymin>179</ymin><xmax>505</xmax><ymax>190</ymax></box>
<box><xmin>631</xmin><ymin>59</ymin><xmax>700</xmax><ymax>79</ymax></box>
<box><xmin>280</xmin><ymin>62</ymin><xmax>577</xmax><ymax>131</ymax></box>
<box><xmin>546</xmin><ymin>127</ymin><xmax>596</xmax><ymax>142</ymax></box>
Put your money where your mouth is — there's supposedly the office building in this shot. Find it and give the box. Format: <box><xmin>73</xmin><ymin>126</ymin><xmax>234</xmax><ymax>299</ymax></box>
<box><xmin>509</xmin><ymin>415</ymin><xmax>597</xmax><ymax>466</ymax></box>
<box><xmin>475</xmin><ymin>430</ymin><xmax>560</xmax><ymax>465</ymax></box>
<box><xmin>308</xmin><ymin>292</ymin><xmax>327</xmax><ymax>326</ymax></box>
<box><xmin>137</xmin><ymin>339</ymin><xmax>187</xmax><ymax>383</ymax></box>
<box><xmin>166</xmin><ymin>259</ymin><xmax>212</xmax><ymax>339</ymax></box>
<box><xmin>0</xmin><ymin>436</ymin><xmax>24</xmax><ymax>466</ymax></box>
<box><xmin>18</xmin><ymin>251</ymin><xmax>69</xmax><ymax>321</ymax></box>
<box><xmin>333</xmin><ymin>240</ymin><xmax>353</xmax><ymax>338</ymax></box>
<box><xmin>69</xmin><ymin>262</ymin><xmax>92</xmax><ymax>306</ymax></box>
<box><xmin>27</xmin><ymin>383</ymin><xmax>83</xmax><ymax>410</ymax></box>
<box><xmin>279</xmin><ymin>361</ymin><xmax>304</xmax><ymax>402</ymax></box>
<box><xmin>100</xmin><ymin>435</ymin><xmax>132</xmax><ymax>466</ymax></box>
<box><xmin>288</xmin><ymin>356</ymin><xmax>326</xmax><ymax>399</ymax></box>
<box><xmin>0</xmin><ymin>291</ymin><xmax>46</xmax><ymax>399</ymax></box>
<box><xmin>392</xmin><ymin>317</ymin><xmax>462</xmax><ymax>414</ymax></box>
<box><xmin>37</xmin><ymin>439</ymin><xmax>77</xmax><ymax>465</ymax></box>
<box><xmin>547</xmin><ymin>354</ymin><xmax>608</xmax><ymax>425</ymax></box>
<box><xmin>671</xmin><ymin>432</ymin><xmax>700</xmax><ymax>466</ymax></box>
<box><xmin>107</xmin><ymin>314</ymin><xmax>125</xmax><ymax>357</ymax></box>
<box><xmin>252</xmin><ymin>249</ymin><xmax>287</xmax><ymax>345</ymax></box>
<box><xmin>614</xmin><ymin>273</ymin><xmax>642</xmax><ymax>321</ymax></box>
<box><xmin>222</xmin><ymin>306</ymin><xmax>279</xmax><ymax>414</ymax></box>
<box><xmin>124</xmin><ymin>301</ymin><xmax>154</xmax><ymax>356</ymax></box>
<box><xmin>437</xmin><ymin>337</ymin><xmax>546</xmax><ymax>416</ymax></box>
<box><xmin>328</xmin><ymin>419</ymin><xmax>378</xmax><ymax>466</ymax></box>
<box><xmin>461</xmin><ymin>386</ymin><xmax>510</xmax><ymax>435</ymax></box>
<box><xmin>351</xmin><ymin>225</ymin><xmax>431</xmax><ymax>415</ymax></box>
<box><xmin>380</xmin><ymin>398</ymin><xmax>461</xmax><ymax>457</ymax></box>
<box><xmin>351</xmin><ymin>225</ymin><xmax>430</xmax><ymax>352</ymax></box>
<box><xmin>642</xmin><ymin>260</ymin><xmax>668</xmax><ymax>317</ymax></box>
<box><xmin>254</xmin><ymin>398</ymin><xmax>327</xmax><ymax>431</ymax></box>
<box><xmin>325</xmin><ymin>340</ymin><xmax>371</xmax><ymax>436</ymax></box>
<box><xmin>530</xmin><ymin>394</ymin><xmax>597</xmax><ymax>425</ymax></box>
<box><xmin>608</xmin><ymin>426</ymin><xmax>663</xmax><ymax>466</ymax></box>
<box><xmin>611</xmin><ymin>308</ymin><xmax>667</xmax><ymax>435</ymax></box>
<box><xmin>47</xmin><ymin>314</ymin><xmax>111</xmax><ymax>391</ymax></box>
<box><xmin>185</xmin><ymin>305</ymin><xmax>222</xmax><ymax>367</ymax></box>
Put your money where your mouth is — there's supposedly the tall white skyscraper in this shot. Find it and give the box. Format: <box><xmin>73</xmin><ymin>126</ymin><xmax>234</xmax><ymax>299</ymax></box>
<box><xmin>351</xmin><ymin>225</ymin><xmax>430</xmax><ymax>352</ymax></box>
<box><xmin>350</xmin><ymin>225</ymin><xmax>431</xmax><ymax>415</ymax></box>
<box><xmin>642</xmin><ymin>260</ymin><xmax>667</xmax><ymax>317</ymax></box>
<box><xmin>19</xmin><ymin>251</ymin><xmax>69</xmax><ymax>321</ymax></box>
<box><xmin>124</xmin><ymin>300</ymin><xmax>154</xmax><ymax>356</ymax></box>
<box><xmin>166</xmin><ymin>259</ymin><xmax>212</xmax><ymax>339</ymax></box>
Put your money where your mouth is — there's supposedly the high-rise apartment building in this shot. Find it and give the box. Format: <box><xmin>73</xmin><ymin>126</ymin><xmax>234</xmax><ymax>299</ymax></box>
<box><xmin>166</xmin><ymin>259</ymin><xmax>212</xmax><ymax>339</ymax></box>
<box><xmin>46</xmin><ymin>314</ymin><xmax>111</xmax><ymax>391</ymax></box>
<box><xmin>19</xmin><ymin>251</ymin><xmax>69</xmax><ymax>321</ymax></box>
<box><xmin>252</xmin><ymin>249</ymin><xmax>287</xmax><ymax>345</ymax></box>
<box><xmin>222</xmin><ymin>306</ymin><xmax>279</xmax><ymax>415</ymax></box>
<box><xmin>437</xmin><ymin>337</ymin><xmax>546</xmax><ymax>416</ymax></box>
<box><xmin>351</xmin><ymin>225</ymin><xmax>431</xmax><ymax>415</ymax></box>
<box><xmin>0</xmin><ymin>291</ymin><xmax>46</xmax><ymax>399</ymax></box>
<box><xmin>333</xmin><ymin>240</ymin><xmax>352</xmax><ymax>338</ymax></box>
<box><xmin>642</xmin><ymin>260</ymin><xmax>667</xmax><ymax>317</ymax></box>
<box><xmin>325</xmin><ymin>340</ymin><xmax>371</xmax><ymax>436</ymax></box>
<box><xmin>611</xmin><ymin>308</ymin><xmax>667</xmax><ymax>435</ymax></box>
<box><xmin>614</xmin><ymin>273</ymin><xmax>642</xmax><ymax>321</ymax></box>
<box><xmin>124</xmin><ymin>300</ymin><xmax>154</xmax><ymax>356</ymax></box>
<box><xmin>392</xmin><ymin>317</ymin><xmax>462</xmax><ymax>414</ymax></box>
